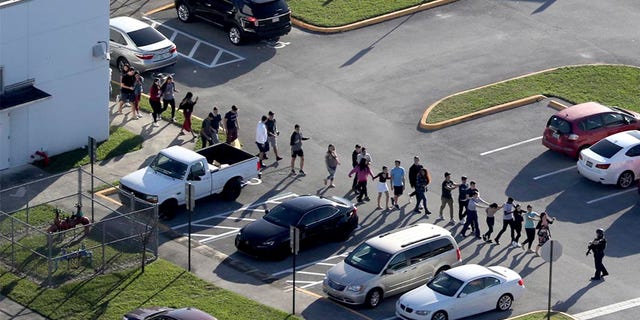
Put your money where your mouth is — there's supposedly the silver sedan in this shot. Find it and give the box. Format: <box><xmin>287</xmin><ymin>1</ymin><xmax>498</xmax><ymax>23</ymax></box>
<box><xmin>109</xmin><ymin>16</ymin><xmax>177</xmax><ymax>73</ymax></box>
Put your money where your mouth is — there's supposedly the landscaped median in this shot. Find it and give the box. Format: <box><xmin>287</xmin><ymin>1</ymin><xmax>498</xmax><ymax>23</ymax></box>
<box><xmin>421</xmin><ymin>64</ymin><xmax>640</xmax><ymax>130</ymax></box>
<box><xmin>509</xmin><ymin>311</ymin><xmax>576</xmax><ymax>320</ymax></box>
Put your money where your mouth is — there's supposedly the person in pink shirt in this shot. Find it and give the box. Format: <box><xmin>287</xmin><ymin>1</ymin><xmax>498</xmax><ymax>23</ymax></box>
<box><xmin>348</xmin><ymin>158</ymin><xmax>374</xmax><ymax>203</ymax></box>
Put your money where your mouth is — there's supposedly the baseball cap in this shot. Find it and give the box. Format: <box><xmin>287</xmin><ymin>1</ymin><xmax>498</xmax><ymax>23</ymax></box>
<box><xmin>444</xmin><ymin>172</ymin><xmax>451</xmax><ymax>177</ymax></box>
<box><xmin>268</xmin><ymin>111</ymin><xmax>274</xmax><ymax>115</ymax></box>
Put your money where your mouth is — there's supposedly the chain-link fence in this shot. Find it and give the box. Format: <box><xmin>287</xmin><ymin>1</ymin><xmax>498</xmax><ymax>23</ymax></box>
<box><xmin>0</xmin><ymin>167</ymin><xmax>158</xmax><ymax>287</ymax></box>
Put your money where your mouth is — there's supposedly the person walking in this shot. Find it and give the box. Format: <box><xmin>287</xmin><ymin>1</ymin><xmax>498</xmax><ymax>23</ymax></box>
<box><xmin>357</xmin><ymin>146</ymin><xmax>372</xmax><ymax>165</ymax></box>
<box><xmin>390</xmin><ymin>160</ymin><xmax>406</xmax><ymax>210</ymax></box>
<box><xmin>223</xmin><ymin>105</ymin><xmax>239</xmax><ymax>144</ymax></box>
<box><xmin>324</xmin><ymin>144</ymin><xmax>340</xmax><ymax>187</ymax></box>
<box><xmin>494</xmin><ymin>197</ymin><xmax>516</xmax><ymax>245</ymax></box>
<box><xmin>463</xmin><ymin>181</ymin><xmax>480</xmax><ymax>233</ymax></box>
<box><xmin>482</xmin><ymin>203</ymin><xmax>502</xmax><ymax>243</ymax></box>
<box><xmin>351</xmin><ymin>145</ymin><xmax>362</xmax><ymax>192</ymax></box>
<box><xmin>348</xmin><ymin>158</ymin><xmax>374</xmax><ymax>202</ymax></box>
<box><xmin>534</xmin><ymin>212</ymin><xmax>555</xmax><ymax>256</ymax></box>
<box><xmin>290</xmin><ymin>124</ymin><xmax>309</xmax><ymax>175</ymax></box>
<box><xmin>132</xmin><ymin>70</ymin><xmax>144</xmax><ymax>119</ymax></box>
<box><xmin>118</xmin><ymin>66</ymin><xmax>135</xmax><ymax>114</ymax></box>
<box><xmin>160</xmin><ymin>75</ymin><xmax>179</xmax><ymax>122</ymax></box>
<box><xmin>439</xmin><ymin>172</ymin><xmax>458</xmax><ymax>223</ymax></box>
<box><xmin>587</xmin><ymin>228</ymin><xmax>609</xmax><ymax>280</ymax></box>
<box><xmin>266</xmin><ymin>111</ymin><xmax>283</xmax><ymax>161</ymax></box>
<box><xmin>460</xmin><ymin>191</ymin><xmax>489</xmax><ymax>239</ymax></box>
<box><xmin>511</xmin><ymin>204</ymin><xmax>525</xmax><ymax>248</ymax></box>
<box><xmin>408</xmin><ymin>156</ymin><xmax>423</xmax><ymax>202</ymax></box>
<box><xmin>373</xmin><ymin>166</ymin><xmax>391</xmax><ymax>210</ymax></box>
<box><xmin>521</xmin><ymin>205</ymin><xmax>539</xmax><ymax>252</ymax></box>
<box><xmin>149</xmin><ymin>78</ymin><xmax>163</xmax><ymax>127</ymax></box>
<box><xmin>255</xmin><ymin>115</ymin><xmax>269</xmax><ymax>168</ymax></box>
<box><xmin>210</xmin><ymin>106</ymin><xmax>223</xmax><ymax>144</ymax></box>
<box><xmin>179</xmin><ymin>92</ymin><xmax>198</xmax><ymax>138</ymax></box>
<box><xmin>412</xmin><ymin>168</ymin><xmax>431</xmax><ymax>214</ymax></box>
<box><xmin>457</xmin><ymin>176</ymin><xmax>469</xmax><ymax>224</ymax></box>
<box><xmin>201</xmin><ymin>112</ymin><xmax>215</xmax><ymax>147</ymax></box>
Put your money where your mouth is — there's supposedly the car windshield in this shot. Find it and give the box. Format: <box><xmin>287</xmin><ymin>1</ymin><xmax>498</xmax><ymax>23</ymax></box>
<box><xmin>547</xmin><ymin>116</ymin><xmax>572</xmax><ymax>134</ymax></box>
<box><xmin>589</xmin><ymin>139</ymin><xmax>624</xmax><ymax>158</ymax></box>
<box><xmin>127</xmin><ymin>27</ymin><xmax>166</xmax><ymax>47</ymax></box>
<box><xmin>263</xmin><ymin>204</ymin><xmax>301</xmax><ymax>227</ymax></box>
<box><xmin>427</xmin><ymin>272</ymin><xmax>464</xmax><ymax>297</ymax></box>
<box><xmin>149</xmin><ymin>154</ymin><xmax>187</xmax><ymax>180</ymax></box>
<box><xmin>344</xmin><ymin>243</ymin><xmax>392</xmax><ymax>275</ymax></box>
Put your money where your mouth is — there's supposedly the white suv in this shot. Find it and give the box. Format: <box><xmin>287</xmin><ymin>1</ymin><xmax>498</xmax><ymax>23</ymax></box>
<box><xmin>323</xmin><ymin>223</ymin><xmax>461</xmax><ymax>308</ymax></box>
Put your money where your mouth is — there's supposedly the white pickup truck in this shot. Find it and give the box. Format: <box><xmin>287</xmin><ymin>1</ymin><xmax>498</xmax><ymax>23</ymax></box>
<box><xmin>119</xmin><ymin>143</ymin><xmax>260</xmax><ymax>218</ymax></box>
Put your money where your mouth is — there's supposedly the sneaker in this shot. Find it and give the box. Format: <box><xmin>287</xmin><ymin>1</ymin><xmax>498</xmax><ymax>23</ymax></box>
<box><xmin>458</xmin><ymin>219</ymin><xmax>466</xmax><ymax>225</ymax></box>
<box><xmin>590</xmin><ymin>277</ymin><xmax>602</xmax><ymax>281</ymax></box>
<box><xmin>276</xmin><ymin>156</ymin><xmax>283</xmax><ymax>161</ymax></box>
<box><xmin>486</xmin><ymin>239</ymin><xmax>493</xmax><ymax>243</ymax></box>
<box><xmin>439</xmin><ymin>215</ymin><xmax>444</xmax><ymax>220</ymax></box>
<box><xmin>514</xmin><ymin>242</ymin><xmax>521</xmax><ymax>248</ymax></box>
<box><xmin>364</xmin><ymin>197</ymin><xmax>371</xmax><ymax>202</ymax></box>
<box><xmin>494</xmin><ymin>239</ymin><xmax>500</xmax><ymax>245</ymax></box>
<box><xmin>450</xmin><ymin>219</ymin><xmax>456</xmax><ymax>224</ymax></box>
<box><xmin>299</xmin><ymin>170</ymin><xmax>306</xmax><ymax>176</ymax></box>
<box><xmin>425</xmin><ymin>210</ymin><xmax>432</xmax><ymax>215</ymax></box>
<box><xmin>482</xmin><ymin>235</ymin><xmax>487</xmax><ymax>241</ymax></box>
<box><xmin>263</xmin><ymin>155</ymin><xmax>269</xmax><ymax>160</ymax></box>
<box><xmin>391</xmin><ymin>198</ymin><xmax>395</xmax><ymax>206</ymax></box>
<box><xmin>171</xmin><ymin>117</ymin><xmax>176</xmax><ymax>122</ymax></box>
<box><xmin>290</xmin><ymin>170</ymin><xmax>296</xmax><ymax>175</ymax></box>
<box><xmin>153</xmin><ymin>122</ymin><xmax>159</xmax><ymax>127</ymax></box>
<box><xmin>329</xmin><ymin>184</ymin><xmax>336</xmax><ymax>188</ymax></box>
<box><xmin>137</xmin><ymin>114</ymin><xmax>143</xmax><ymax>119</ymax></box>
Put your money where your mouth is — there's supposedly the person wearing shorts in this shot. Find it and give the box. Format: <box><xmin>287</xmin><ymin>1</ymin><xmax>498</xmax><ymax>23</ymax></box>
<box><xmin>289</xmin><ymin>124</ymin><xmax>309</xmax><ymax>175</ymax></box>
<box><xmin>255</xmin><ymin>115</ymin><xmax>268</xmax><ymax>168</ymax></box>
<box><xmin>390</xmin><ymin>160</ymin><xmax>405</xmax><ymax>210</ymax></box>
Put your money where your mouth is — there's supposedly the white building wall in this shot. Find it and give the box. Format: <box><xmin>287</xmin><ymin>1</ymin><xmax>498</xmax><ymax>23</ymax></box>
<box><xmin>0</xmin><ymin>0</ymin><xmax>109</xmax><ymax>169</ymax></box>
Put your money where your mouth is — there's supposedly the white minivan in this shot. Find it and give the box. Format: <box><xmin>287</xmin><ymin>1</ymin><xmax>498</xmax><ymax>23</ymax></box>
<box><xmin>323</xmin><ymin>223</ymin><xmax>461</xmax><ymax>308</ymax></box>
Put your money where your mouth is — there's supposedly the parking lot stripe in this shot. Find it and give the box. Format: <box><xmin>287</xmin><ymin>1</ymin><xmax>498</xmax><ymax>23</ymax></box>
<box><xmin>285</xmin><ymin>280</ymin><xmax>324</xmax><ymax>290</ymax></box>
<box><xmin>586</xmin><ymin>188</ymin><xmax>636</xmax><ymax>204</ymax></box>
<box><xmin>199</xmin><ymin>229</ymin><xmax>239</xmax><ymax>243</ymax></box>
<box><xmin>187</xmin><ymin>41</ymin><xmax>201</xmax><ymax>58</ymax></box>
<box><xmin>295</xmin><ymin>271</ymin><xmax>325</xmax><ymax>276</ymax></box>
<box><xmin>316</xmin><ymin>262</ymin><xmax>337</xmax><ymax>266</ymax></box>
<box><xmin>272</xmin><ymin>254</ymin><xmax>346</xmax><ymax>276</ymax></box>
<box><xmin>532</xmin><ymin>165</ymin><xmax>576</xmax><ymax>180</ymax></box>
<box><xmin>480</xmin><ymin>136</ymin><xmax>542</xmax><ymax>156</ymax></box>
<box><xmin>573</xmin><ymin>297</ymin><xmax>640</xmax><ymax>319</ymax></box>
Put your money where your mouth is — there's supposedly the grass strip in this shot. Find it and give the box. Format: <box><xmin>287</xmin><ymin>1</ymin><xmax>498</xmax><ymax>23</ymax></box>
<box><xmin>0</xmin><ymin>259</ymin><xmax>300</xmax><ymax>320</ymax></box>
<box><xmin>288</xmin><ymin>0</ymin><xmax>435</xmax><ymax>27</ymax></box>
<box><xmin>426</xmin><ymin>65</ymin><xmax>640</xmax><ymax>124</ymax></box>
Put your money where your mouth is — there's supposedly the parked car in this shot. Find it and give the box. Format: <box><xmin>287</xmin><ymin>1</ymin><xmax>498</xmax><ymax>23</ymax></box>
<box><xmin>174</xmin><ymin>0</ymin><xmax>292</xmax><ymax>45</ymax></box>
<box><xmin>577</xmin><ymin>130</ymin><xmax>640</xmax><ymax>188</ymax></box>
<box><xmin>395</xmin><ymin>264</ymin><xmax>525</xmax><ymax>320</ymax></box>
<box><xmin>119</xmin><ymin>144</ymin><xmax>260</xmax><ymax>219</ymax></box>
<box><xmin>234</xmin><ymin>195</ymin><xmax>358</xmax><ymax>258</ymax></box>
<box><xmin>123</xmin><ymin>306</ymin><xmax>217</xmax><ymax>320</ymax></box>
<box><xmin>323</xmin><ymin>223</ymin><xmax>461</xmax><ymax>308</ymax></box>
<box><xmin>109</xmin><ymin>16</ymin><xmax>178</xmax><ymax>72</ymax></box>
<box><xmin>542</xmin><ymin>102</ymin><xmax>640</xmax><ymax>158</ymax></box>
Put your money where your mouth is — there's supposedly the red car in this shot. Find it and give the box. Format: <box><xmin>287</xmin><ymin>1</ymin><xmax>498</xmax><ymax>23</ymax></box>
<box><xmin>542</xmin><ymin>102</ymin><xmax>640</xmax><ymax>158</ymax></box>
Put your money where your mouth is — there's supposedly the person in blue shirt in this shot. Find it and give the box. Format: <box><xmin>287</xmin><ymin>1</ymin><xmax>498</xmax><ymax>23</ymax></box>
<box><xmin>389</xmin><ymin>160</ymin><xmax>406</xmax><ymax>210</ymax></box>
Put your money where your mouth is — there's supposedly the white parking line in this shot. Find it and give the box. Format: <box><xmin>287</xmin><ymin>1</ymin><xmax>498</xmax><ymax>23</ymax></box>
<box><xmin>285</xmin><ymin>280</ymin><xmax>325</xmax><ymax>290</ymax></box>
<box><xmin>272</xmin><ymin>254</ymin><xmax>347</xmax><ymax>277</ymax></box>
<box><xmin>480</xmin><ymin>136</ymin><xmax>542</xmax><ymax>156</ymax></box>
<box><xmin>573</xmin><ymin>297</ymin><xmax>640</xmax><ymax>319</ymax></box>
<box><xmin>532</xmin><ymin>165</ymin><xmax>576</xmax><ymax>180</ymax></box>
<box><xmin>316</xmin><ymin>262</ymin><xmax>337</xmax><ymax>267</ymax></box>
<box><xmin>199</xmin><ymin>229</ymin><xmax>240</xmax><ymax>243</ymax></box>
<box><xmin>295</xmin><ymin>271</ymin><xmax>325</xmax><ymax>276</ymax></box>
<box><xmin>586</xmin><ymin>188</ymin><xmax>637</xmax><ymax>204</ymax></box>
<box><xmin>142</xmin><ymin>16</ymin><xmax>245</xmax><ymax>68</ymax></box>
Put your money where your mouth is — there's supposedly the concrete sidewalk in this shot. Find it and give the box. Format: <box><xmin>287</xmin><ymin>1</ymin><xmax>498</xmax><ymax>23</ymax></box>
<box><xmin>0</xmin><ymin>102</ymin><xmax>364</xmax><ymax>320</ymax></box>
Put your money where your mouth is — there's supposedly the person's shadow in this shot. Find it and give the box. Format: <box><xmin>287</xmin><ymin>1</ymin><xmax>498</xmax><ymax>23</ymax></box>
<box><xmin>552</xmin><ymin>280</ymin><xmax>603</xmax><ymax>311</ymax></box>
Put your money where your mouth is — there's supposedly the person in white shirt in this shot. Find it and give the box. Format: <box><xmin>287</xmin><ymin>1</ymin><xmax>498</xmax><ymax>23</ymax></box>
<box><xmin>255</xmin><ymin>115</ymin><xmax>268</xmax><ymax>169</ymax></box>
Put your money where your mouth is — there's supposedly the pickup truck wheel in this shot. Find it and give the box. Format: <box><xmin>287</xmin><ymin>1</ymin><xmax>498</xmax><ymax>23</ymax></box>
<box><xmin>160</xmin><ymin>200</ymin><xmax>178</xmax><ymax>220</ymax></box>
<box><xmin>222</xmin><ymin>178</ymin><xmax>242</xmax><ymax>201</ymax></box>
<box><xmin>176</xmin><ymin>2</ymin><xmax>193</xmax><ymax>22</ymax></box>
<box><xmin>229</xmin><ymin>25</ymin><xmax>243</xmax><ymax>45</ymax></box>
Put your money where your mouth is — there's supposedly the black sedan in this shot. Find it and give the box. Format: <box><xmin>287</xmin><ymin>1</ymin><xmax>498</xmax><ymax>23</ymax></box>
<box><xmin>235</xmin><ymin>195</ymin><xmax>358</xmax><ymax>259</ymax></box>
<box><xmin>123</xmin><ymin>306</ymin><xmax>217</xmax><ymax>320</ymax></box>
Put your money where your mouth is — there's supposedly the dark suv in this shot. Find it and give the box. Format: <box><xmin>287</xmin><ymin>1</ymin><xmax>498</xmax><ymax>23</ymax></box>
<box><xmin>175</xmin><ymin>0</ymin><xmax>291</xmax><ymax>45</ymax></box>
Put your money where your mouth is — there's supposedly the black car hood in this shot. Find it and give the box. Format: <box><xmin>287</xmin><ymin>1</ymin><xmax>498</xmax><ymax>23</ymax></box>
<box><xmin>241</xmin><ymin>218</ymin><xmax>288</xmax><ymax>242</ymax></box>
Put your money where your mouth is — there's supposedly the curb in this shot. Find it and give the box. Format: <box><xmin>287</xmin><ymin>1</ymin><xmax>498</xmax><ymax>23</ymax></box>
<box><xmin>141</xmin><ymin>0</ymin><xmax>459</xmax><ymax>33</ymax></box>
<box><xmin>507</xmin><ymin>310</ymin><xmax>578</xmax><ymax>320</ymax></box>
<box><xmin>292</xmin><ymin>0</ymin><xmax>459</xmax><ymax>33</ymax></box>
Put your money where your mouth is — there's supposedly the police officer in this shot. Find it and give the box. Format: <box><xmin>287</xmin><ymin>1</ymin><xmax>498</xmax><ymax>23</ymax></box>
<box><xmin>586</xmin><ymin>228</ymin><xmax>609</xmax><ymax>280</ymax></box>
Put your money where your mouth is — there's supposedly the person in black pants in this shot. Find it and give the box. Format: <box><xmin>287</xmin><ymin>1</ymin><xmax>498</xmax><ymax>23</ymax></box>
<box><xmin>408</xmin><ymin>156</ymin><xmax>423</xmax><ymax>200</ymax></box>
<box><xmin>351</xmin><ymin>144</ymin><xmax>361</xmax><ymax>192</ymax></box>
<box><xmin>587</xmin><ymin>228</ymin><xmax>609</xmax><ymax>280</ymax></box>
<box><xmin>457</xmin><ymin>176</ymin><xmax>469</xmax><ymax>224</ymax></box>
<box><xmin>494</xmin><ymin>197</ymin><xmax>515</xmax><ymax>245</ymax></box>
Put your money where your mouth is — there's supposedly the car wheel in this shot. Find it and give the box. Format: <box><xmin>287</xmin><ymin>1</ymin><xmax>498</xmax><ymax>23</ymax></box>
<box><xmin>431</xmin><ymin>310</ymin><xmax>448</xmax><ymax>320</ymax></box>
<box><xmin>228</xmin><ymin>25</ymin><xmax>243</xmax><ymax>45</ymax></box>
<box><xmin>221</xmin><ymin>178</ymin><xmax>242</xmax><ymax>201</ymax></box>
<box><xmin>176</xmin><ymin>2</ymin><xmax>193</xmax><ymax>22</ymax></box>
<box><xmin>159</xmin><ymin>199</ymin><xmax>178</xmax><ymax>220</ymax></box>
<box><xmin>364</xmin><ymin>288</ymin><xmax>382</xmax><ymax>308</ymax></box>
<box><xmin>496</xmin><ymin>294</ymin><xmax>513</xmax><ymax>311</ymax></box>
<box><xmin>617</xmin><ymin>171</ymin><xmax>635</xmax><ymax>188</ymax></box>
<box><xmin>117</xmin><ymin>57</ymin><xmax>130</xmax><ymax>73</ymax></box>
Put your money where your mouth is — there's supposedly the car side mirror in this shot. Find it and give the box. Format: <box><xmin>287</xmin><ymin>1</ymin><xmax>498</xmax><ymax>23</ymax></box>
<box><xmin>458</xmin><ymin>293</ymin><xmax>467</xmax><ymax>298</ymax></box>
<box><xmin>385</xmin><ymin>269</ymin><xmax>396</xmax><ymax>275</ymax></box>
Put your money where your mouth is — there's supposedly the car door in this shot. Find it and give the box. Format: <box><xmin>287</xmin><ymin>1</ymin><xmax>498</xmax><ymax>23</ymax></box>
<box><xmin>454</xmin><ymin>276</ymin><xmax>502</xmax><ymax>319</ymax></box>
<box><xmin>380</xmin><ymin>252</ymin><xmax>413</xmax><ymax>296</ymax></box>
<box><xmin>579</xmin><ymin>114</ymin><xmax>605</xmax><ymax>145</ymax></box>
<box><xmin>186</xmin><ymin>159</ymin><xmax>212</xmax><ymax>199</ymax></box>
<box><xmin>109</xmin><ymin>28</ymin><xmax>128</xmax><ymax>64</ymax></box>
<box><xmin>623</xmin><ymin>144</ymin><xmax>640</xmax><ymax>178</ymax></box>
<box><xmin>297</xmin><ymin>206</ymin><xmax>337</xmax><ymax>243</ymax></box>
<box><xmin>202</xmin><ymin>0</ymin><xmax>235</xmax><ymax>24</ymax></box>
<box><xmin>602</xmin><ymin>112</ymin><xmax>628</xmax><ymax>136</ymax></box>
